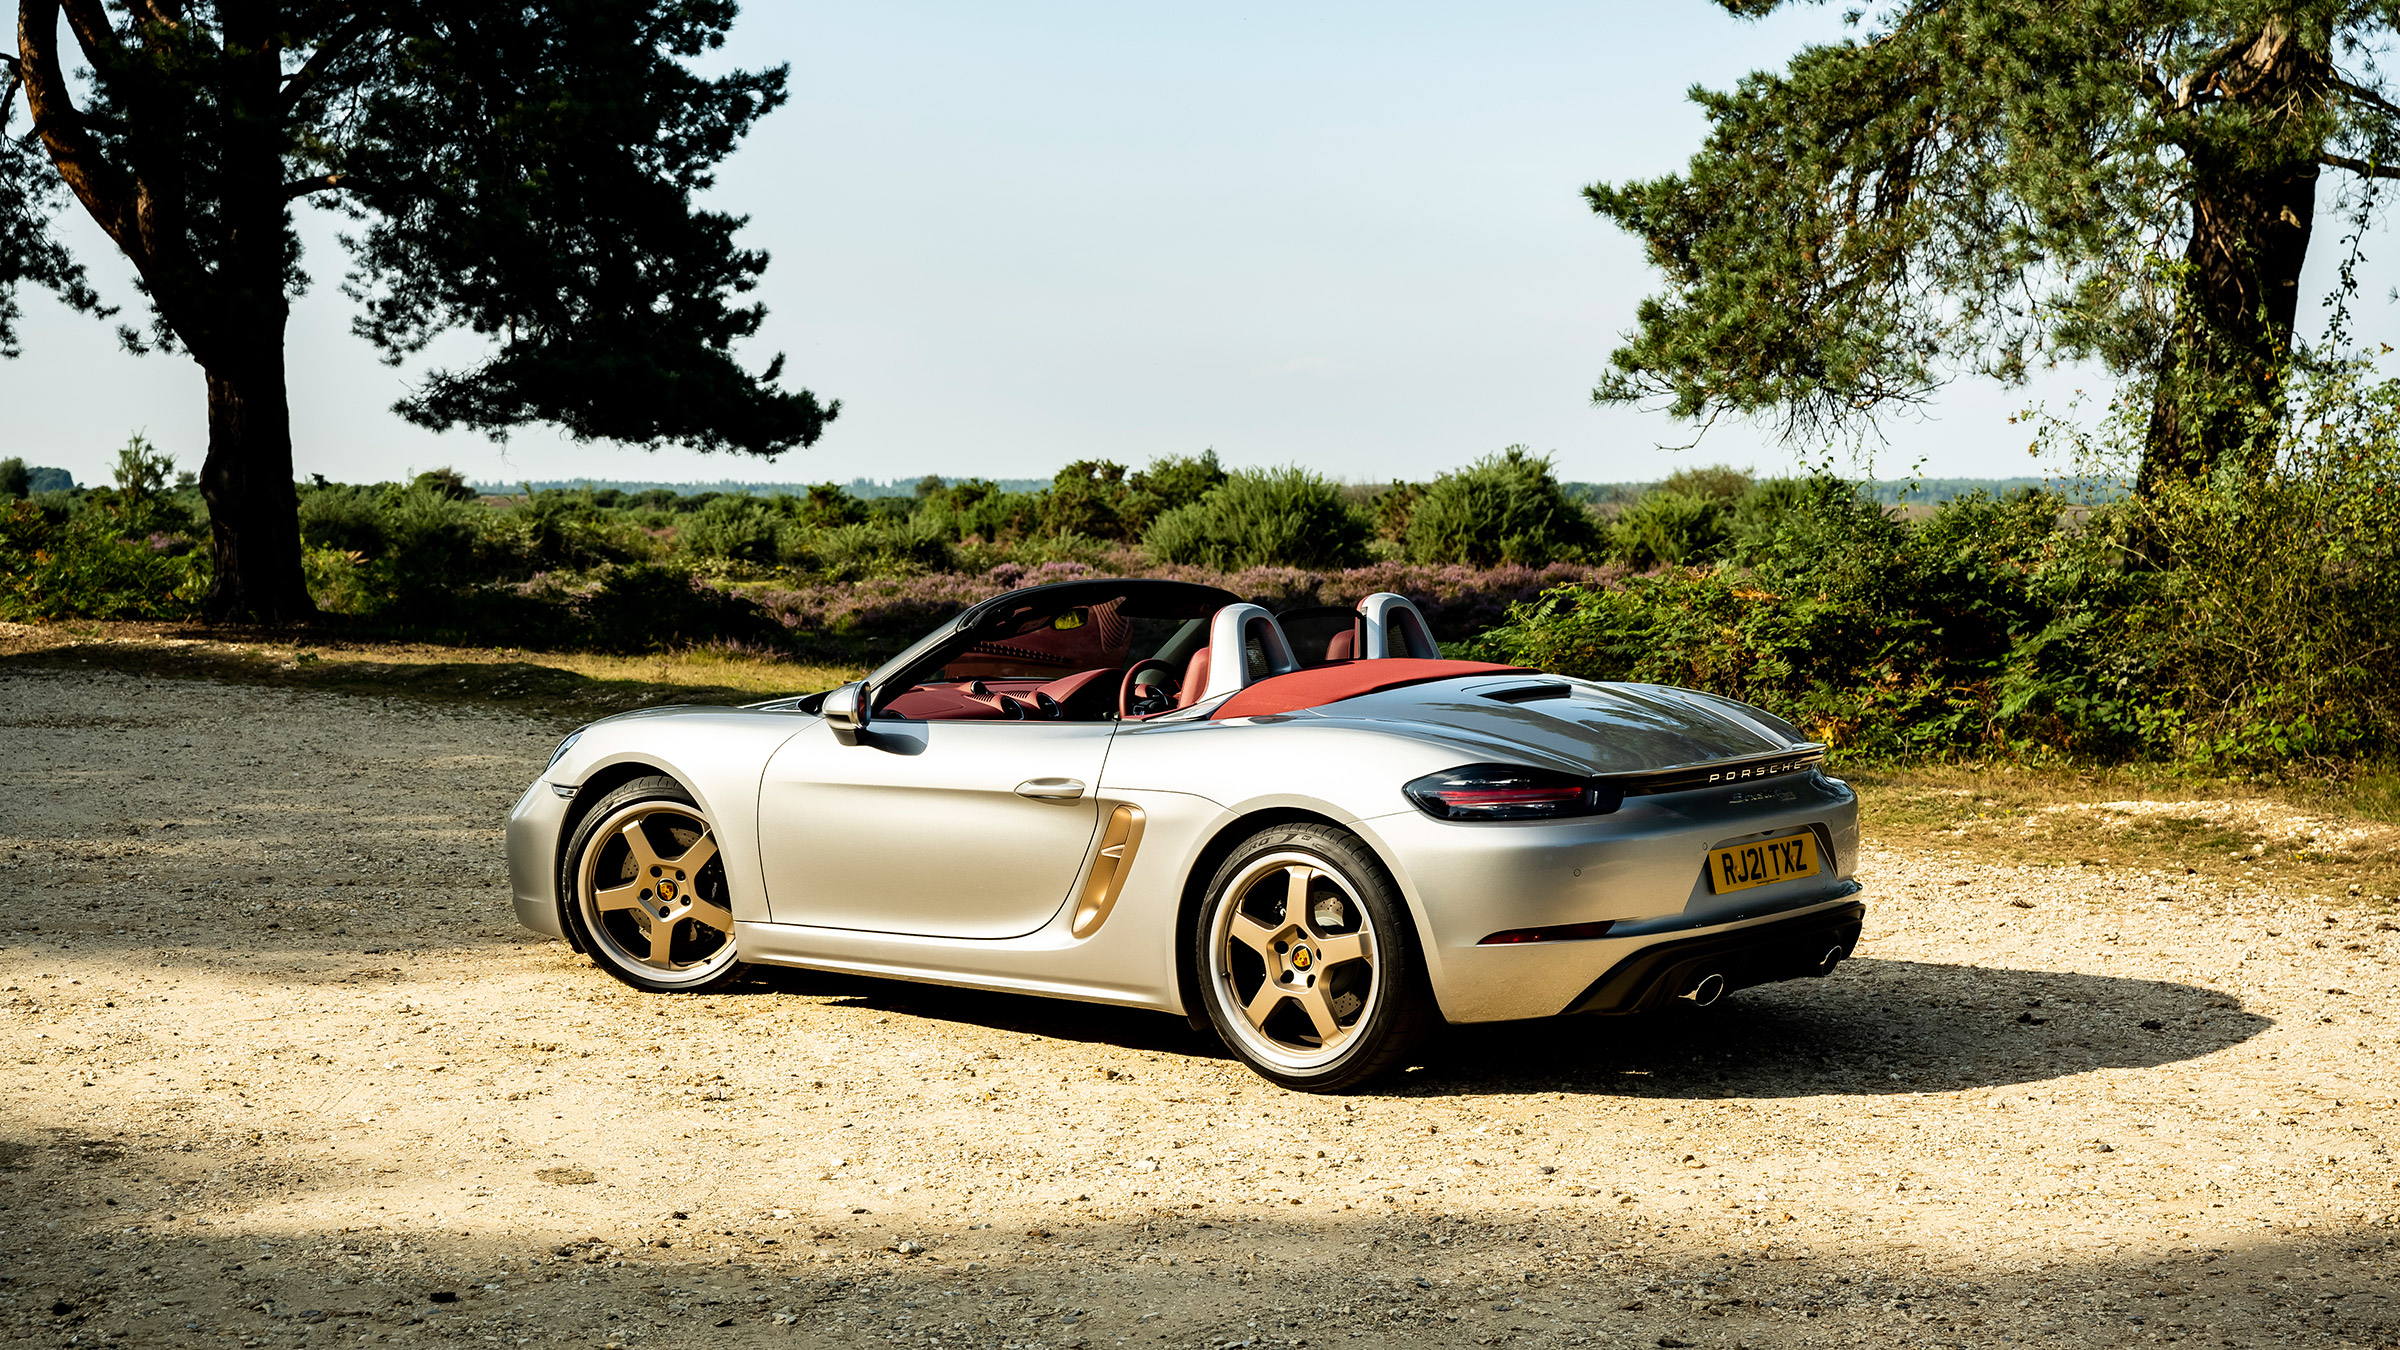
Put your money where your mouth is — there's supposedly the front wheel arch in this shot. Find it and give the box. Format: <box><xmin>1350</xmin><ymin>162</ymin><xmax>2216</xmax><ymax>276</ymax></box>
<box><xmin>551</xmin><ymin>759</ymin><xmax>687</xmax><ymax>950</ymax></box>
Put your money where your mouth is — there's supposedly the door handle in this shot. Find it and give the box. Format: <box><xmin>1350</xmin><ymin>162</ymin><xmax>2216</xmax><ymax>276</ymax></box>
<box><xmin>1014</xmin><ymin>778</ymin><xmax>1087</xmax><ymax>801</ymax></box>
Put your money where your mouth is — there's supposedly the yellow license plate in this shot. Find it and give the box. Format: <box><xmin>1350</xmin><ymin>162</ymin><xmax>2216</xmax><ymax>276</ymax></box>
<box><xmin>1708</xmin><ymin>833</ymin><xmax>1819</xmax><ymax>894</ymax></box>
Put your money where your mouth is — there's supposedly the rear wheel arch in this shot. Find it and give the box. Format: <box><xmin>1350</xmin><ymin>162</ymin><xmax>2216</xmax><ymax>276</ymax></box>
<box><xmin>1173</xmin><ymin>808</ymin><xmax>1403</xmax><ymax>1022</ymax></box>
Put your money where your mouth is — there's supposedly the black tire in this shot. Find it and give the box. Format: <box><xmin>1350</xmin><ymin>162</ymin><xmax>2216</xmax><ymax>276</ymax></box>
<box><xmin>559</xmin><ymin>776</ymin><xmax>745</xmax><ymax>994</ymax></box>
<box><xmin>1193</xmin><ymin>822</ymin><xmax>1438</xmax><ymax>1092</ymax></box>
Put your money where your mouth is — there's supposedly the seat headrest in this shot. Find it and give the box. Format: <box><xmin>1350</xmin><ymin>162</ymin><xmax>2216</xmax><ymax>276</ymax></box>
<box><xmin>1175</xmin><ymin>647</ymin><xmax>1212</xmax><ymax>709</ymax></box>
<box><xmin>1356</xmin><ymin>592</ymin><xmax>1438</xmax><ymax>659</ymax></box>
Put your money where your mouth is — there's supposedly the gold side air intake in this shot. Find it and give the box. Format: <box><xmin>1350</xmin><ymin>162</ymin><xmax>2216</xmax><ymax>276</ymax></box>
<box><xmin>1070</xmin><ymin>804</ymin><xmax>1146</xmax><ymax>938</ymax></box>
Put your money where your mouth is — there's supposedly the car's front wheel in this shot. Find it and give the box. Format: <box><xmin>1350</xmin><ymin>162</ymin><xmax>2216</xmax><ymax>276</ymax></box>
<box><xmin>1195</xmin><ymin>823</ymin><xmax>1436</xmax><ymax>1091</ymax></box>
<box><xmin>561</xmin><ymin>776</ymin><xmax>743</xmax><ymax>993</ymax></box>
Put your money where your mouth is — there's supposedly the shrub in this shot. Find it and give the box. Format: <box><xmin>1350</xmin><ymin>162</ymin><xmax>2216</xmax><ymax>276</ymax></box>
<box><xmin>2119</xmin><ymin>365</ymin><xmax>2400</xmax><ymax>763</ymax></box>
<box><xmin>785</xmin><ymin>515</ymin><xmax>956</xmax><ymax>577</ymax></box>
<box><xmin>298</xmin><ymin>482</ymin><xmax>392</xmax><ymax>556</ymax></box>
<box><xmin>1143</xmin><ymin>467</ymin><xmax>1371</xmax><ymax>569</ymax></box>
<box><xmin>1041</xmin><ymin>460</ymin><xmax>1137</xmax><ymax>540</ymax></box>
<box><xmin>678</xmin><ymin>494</ymin><xmax>782</xmax><ymax>565</ymax></box>
<box><xmin>1125</xmin><ymin>450</ymin><xmax>1229</xmax><ymax>533</ymax></box>
<box><xmin>0</xmin><ymin>500</ymin><xmax>207</xmax><ymax>619</ymax></box>
<box><xmin>1403</xmin><ymin>448</ymin><xmax>1599</xmax><ymax>567</ymax></box>
<box><xmin>487</xmin><ymin>490</ymin><xmax>657</xmax><ymax>574</ymax></box>
<box><xmin>918</xmin><ymin>479</ymin><xmax>1043</xmax><ymax>543</ymax></box>
<box><xmin>570</xmin><ymin>565</ymin><xmax>795</xmax><ymax>654</ymax></box>
<box><xmin>1658</xmin><ymin>464</ymin><xmax>1754</xmax><ymax>502</ymax></box>
<box><xmin>1605</xmin><ymin>488</ymin><xmax>1731</xmax><ymax>567</ymax></box>
<box><xmin>1468</xmin><ymin>482</ymin><xmax>2111</xmax><ymax>758</ymax></box>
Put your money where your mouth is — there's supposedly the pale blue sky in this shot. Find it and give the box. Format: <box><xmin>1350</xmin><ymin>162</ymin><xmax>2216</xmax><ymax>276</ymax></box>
<box><xmin>9</xmin><ymin>2</ymin><xmax>2398</xmax><ymax>488</ymax></box>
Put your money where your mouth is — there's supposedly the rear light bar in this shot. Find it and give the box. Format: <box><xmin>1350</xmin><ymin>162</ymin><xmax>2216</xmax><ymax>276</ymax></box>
<box><xmin>1477</xmin><ymin>920</ymin><xmax>1615</xmax><ymax>945</ymax></box>
<box><xmin>1403</xmin><ymin>764</ymin><xmax>1624</xmax><ymax>822</ymax></box>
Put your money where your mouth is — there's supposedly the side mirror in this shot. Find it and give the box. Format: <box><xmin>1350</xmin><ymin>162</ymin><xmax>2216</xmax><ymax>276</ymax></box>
<box><xmin>822</xmin><ymin>680</ymin><xmax>873</xmax><ymax>744</ymax></box>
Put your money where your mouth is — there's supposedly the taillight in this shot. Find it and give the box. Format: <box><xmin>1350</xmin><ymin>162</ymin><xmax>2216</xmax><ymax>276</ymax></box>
<box><xmin>1403</xmin><ymin>764</ymin><xmax>1622</xmax><ymax>821</ymax></box>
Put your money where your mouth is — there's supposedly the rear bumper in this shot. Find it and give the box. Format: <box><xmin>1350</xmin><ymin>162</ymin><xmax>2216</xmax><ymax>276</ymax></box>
<box><xmin>1565</xmin><ymin>899</ymin><xmax>1866</xmax><ymax>1015</ymax></box>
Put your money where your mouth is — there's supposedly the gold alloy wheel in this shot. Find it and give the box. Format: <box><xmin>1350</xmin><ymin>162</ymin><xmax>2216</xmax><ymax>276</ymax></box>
<box><xmin>577</xmin><ymin>800</ymin><xmax>737</xmax><ymax>980</ymax></box>
<box><xmin>1208</xmin><ymin>850</ymin><xmax>1382</xmax><ymax>1071</ymax></box>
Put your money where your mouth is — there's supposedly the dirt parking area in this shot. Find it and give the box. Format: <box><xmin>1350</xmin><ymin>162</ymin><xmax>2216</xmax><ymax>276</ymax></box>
<box><xmin>2</xmin><ymin>659</ymin><xmax>2396</xmax><ymax>1349</ymax></box>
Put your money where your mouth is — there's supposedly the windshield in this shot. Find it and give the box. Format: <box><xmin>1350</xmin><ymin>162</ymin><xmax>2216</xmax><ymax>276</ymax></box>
<box><xmin>928</xmin><ymin>599</ymin><xmax>1200</xmax><ymax>682</ymax></box>
<box><xmin>872</xmin><ymin>579</ymin><xmax>1231</xmax><ymax>722</ymax></box>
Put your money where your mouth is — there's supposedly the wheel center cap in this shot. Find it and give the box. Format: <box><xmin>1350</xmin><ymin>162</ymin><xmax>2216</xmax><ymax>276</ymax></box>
<box><xmin>656</xmin><ymin>879</ymin><xmax>680</xmax><ymax>902</ymax></box>
<box><xmin>1290</xmin><ymin>944</ymin><xmax>1314</xmax><ymax>971</ymax></box>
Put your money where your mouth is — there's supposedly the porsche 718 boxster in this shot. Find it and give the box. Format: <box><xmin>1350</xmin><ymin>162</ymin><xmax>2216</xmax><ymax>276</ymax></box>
<box><xmin>506</xmin><ymin>578</ymin><xmax>1864</xmax><ymax>1090</ymax></box>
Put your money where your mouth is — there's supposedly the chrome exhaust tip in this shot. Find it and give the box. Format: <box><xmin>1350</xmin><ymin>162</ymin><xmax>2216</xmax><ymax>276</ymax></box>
<box><xmin>1820</xmin><ymin>945</ymin><xmax>1848</xmax><ymax>973</ymax></box>
<box><xmin>1680</xmin><ymin>972</ymin><xmax>1726</xmax><ymax>1007</ymax></box>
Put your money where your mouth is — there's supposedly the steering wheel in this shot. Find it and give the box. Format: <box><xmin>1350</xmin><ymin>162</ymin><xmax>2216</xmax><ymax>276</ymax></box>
<box><xmin>1119</xmin><ymin>658</ymin><xmax>1181</xmax><ymax>720</ymax></box>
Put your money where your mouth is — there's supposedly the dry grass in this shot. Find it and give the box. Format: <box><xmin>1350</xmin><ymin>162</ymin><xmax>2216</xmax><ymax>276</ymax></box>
<box><xmin>1850</xmin><ymin>761</ymin><xmax>2400</xmax><ymax>905</ymax></box>
<box><xmin>0</xmin><ymin>619</ymin><xmax>862</xmax><ymax>727</ymax></box>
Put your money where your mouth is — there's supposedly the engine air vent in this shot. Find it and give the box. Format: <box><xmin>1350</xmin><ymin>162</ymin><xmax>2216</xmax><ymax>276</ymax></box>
<box><xmin>1482</xmin><ymin>682</ymin><xmax>1574</xmax><ymax>704</ymax></box>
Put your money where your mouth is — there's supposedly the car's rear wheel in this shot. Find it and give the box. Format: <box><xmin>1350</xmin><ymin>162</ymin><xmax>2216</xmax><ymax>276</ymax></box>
<box><xmin>1195</xmin><ymin>823</ymin><xmax>1436</xmax><ymax>1091</ymax></box>
<box><xmin>561</xmin><ymin>777</ymin><xmax>743</xmax><ymax>993</ymax></box>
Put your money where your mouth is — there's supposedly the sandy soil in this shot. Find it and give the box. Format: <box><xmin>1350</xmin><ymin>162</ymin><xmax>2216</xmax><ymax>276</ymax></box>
<box><xmin>2</xmin><ymin>662</ymin><xmax>2396</xmax><ymax>1349</ymax></box>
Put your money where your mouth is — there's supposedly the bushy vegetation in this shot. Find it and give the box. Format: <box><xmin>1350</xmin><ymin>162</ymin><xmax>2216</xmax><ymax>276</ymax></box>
<box><xmin>11</xmin><ymin>420</ymin><xmax>2396</xmax><ymax>773</ymax></box>
<box><xmin>1402</xmin><ymin>448</ymin><xmax>1599</xmax><ymax>566</ymax></box>
<box><xmin>1145</xmin><ymin>466</ymin><xmax>1370</xmax><ymax>570</ymax></box>
<box><xmin>1469</xmin><ymin>365</ymin><xmax>2400</xmax><ymax>768</ymax></box>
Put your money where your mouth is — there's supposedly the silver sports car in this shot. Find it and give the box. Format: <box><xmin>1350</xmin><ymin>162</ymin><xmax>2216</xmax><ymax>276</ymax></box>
<box><xmin>507</xmin><ymin>578</ymin><xmax>1864</xmax><ymax>1091</ymax></box>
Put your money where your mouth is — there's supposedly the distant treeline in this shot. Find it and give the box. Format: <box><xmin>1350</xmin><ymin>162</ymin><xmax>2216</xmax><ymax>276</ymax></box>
<box><xmin>465</xmin><ymin>472</ymin><xmax>2123</xmax><ymax>504</ymax></box>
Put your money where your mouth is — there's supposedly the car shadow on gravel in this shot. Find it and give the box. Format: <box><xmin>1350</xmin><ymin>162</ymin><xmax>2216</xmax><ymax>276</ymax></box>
<box><xmin>730</xmin><ymin>964</ymin><xmax>1226</xmax><ymax>1058</ymax></box>
<box><xmin>1415</xmin><ymin>957</ymin><xmax>2272</xmax><ymax>1099</ymax></box>
<box><xmin>728</xmin><ymin>956</ymin><xmax>2269</xmax><ymax>1099</ymax></box>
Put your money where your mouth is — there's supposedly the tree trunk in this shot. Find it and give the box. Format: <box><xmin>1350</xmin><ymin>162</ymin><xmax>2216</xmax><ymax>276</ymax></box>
<box><xmin>2140</xmin><ymin>20</ymin><xmax>2324</xmax><ymax>495</ymax></box>
<box><xmin>200</xmin><ymin>352</ymin><xmax>312</xmax><ymax>623</ymax></box>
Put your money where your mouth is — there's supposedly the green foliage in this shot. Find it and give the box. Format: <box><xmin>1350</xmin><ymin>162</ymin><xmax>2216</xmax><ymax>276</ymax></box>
<box><xmin>1469</xmin><ymin>482</ymin><xmax>2123</xmax><ymax>758</ymax></box>
<box><xmin>677</xmin><ymin>494</ymin><xmax>783</xmax><ymax>566</ymax></box>
<box><xmin>298</xmin><ymin>482</ymin><xmax>392</xmax><ymax>556</ymax></box>
<box><xmin>410</xmin><ymin>468</ymin><xmax>477</xmax><ymax>502</ymax></box>
<box><xmin>1590</xmin><ymin>4</ymin><xmax>2382</xmax><ymax>485</ymax></box>
<box><xmin>0</xmin><ymin>500</ymin><xmax>207</xmax><ymax>620</ymax></box>
<box><xmin>1658</xmin><ymin>464</ymin><xmax>1752</xmax><ymax>502</ymax></box>
<box><xmin>0</xmin><ymin>457</ymin><xmax>29</xmax><ymax>499</ymax></box>
<box><xmin>1127</xmin><ymin>450</ymin><xmax>1230</xmax><ymax>529</ymax></box>
<box><xmin>1475</xmin><ymin>356</ymin><xmax>2400</xmax><ymax>768</ymax></box>
<box><xmin>1144</xmin><ymin>467</ymin><xmax>1371</xmax><ymax>570</ymax></box>
<box><xmin>111</xmin><ymin>432</ymin><xmax>174</xmax><ymax>516</ymax></box>
<box><xmin>1403</xmin><ymin>448</ymin><xmax>1600</xmax><ymax>566</ymax></box>
<box><xmin>1042</xmin><ymin>461</ymin><xmax>1138</xmax><ymax>541</ymax></box>
<box><xmin>1606</xmin><ymin>490</ymin><xmax>1731</xmax><ymax>568</ymax></box>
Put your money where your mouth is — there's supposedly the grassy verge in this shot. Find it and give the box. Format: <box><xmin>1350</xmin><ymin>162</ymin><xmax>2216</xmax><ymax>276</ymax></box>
<box><xmin>1849</xmin><ymin>762</ymin><xmax>2400</xmax><ymax>905</ymax></box>
<box><xmin>0</xmin><ymin>619</ymin><xmax>862</xmax><ymax>728</ymax></box>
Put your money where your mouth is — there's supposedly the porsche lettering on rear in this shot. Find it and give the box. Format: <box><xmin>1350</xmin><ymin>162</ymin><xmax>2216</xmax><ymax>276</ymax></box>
<box><xmin>506</xmin><ymin>579</ymin><xmax>1866</xmax><ymax>1092</ymax></box>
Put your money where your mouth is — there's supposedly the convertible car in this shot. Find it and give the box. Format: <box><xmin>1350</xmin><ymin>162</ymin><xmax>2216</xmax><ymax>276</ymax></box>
<box><xmin>507</xmin><ymin>578</ymin><xmax>1864</xmax><ymax>1091</ymax></box>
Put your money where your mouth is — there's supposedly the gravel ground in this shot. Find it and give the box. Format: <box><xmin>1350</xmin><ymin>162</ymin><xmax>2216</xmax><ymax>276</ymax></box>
<box><xmin>1</xmin><ymin>663</ymin><xmax>2396</xmax><ymax>1349</ymax></box>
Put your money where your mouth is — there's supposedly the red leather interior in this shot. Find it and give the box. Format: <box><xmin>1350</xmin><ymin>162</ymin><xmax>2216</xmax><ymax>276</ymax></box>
<box><xmin>1176</xmin><ymin>647</ymin><xmax>1213</xmax><ymax>709</ymax></box>
<box><xmin>883</xmin><ymin>667</ymin><xmax>1123</xmax><ymax>721</ymax></box>
<box><xmin>1324</xmin><ymin>630</ymin><xmax>1356</xmax><ymax>661</ymax></box>
<box><xmin>1210</xmin><ymin>659</ymin><xmax>1529</xmax><ymax>720</ymax></box>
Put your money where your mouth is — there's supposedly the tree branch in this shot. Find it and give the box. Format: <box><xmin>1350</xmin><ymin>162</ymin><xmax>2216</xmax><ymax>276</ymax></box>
<box><xmin>2321</xmin><ymin>152</ymin><xmax>2400</xmax><ymax>181</ymax></box>
<box><xmin>15</xmin><ymin>0</ymin><xmax>142</xmax><ymax>258</ymax></box>
<box><xmin>55</xmin><ymin>0</ymin><xmax>122</xmax><ymax>64</ymax></box>
<box><xmin>282</xmin><ymin>10</ymin><xmax>368</xmax><ymax>110</ymax></box>
<box><xmin>283</xmin><ymin>172</ymin><xmax>351</xmax><ymax>198</ymax></box>
<box><xmin>2331</xmin><ymin>72</ymin><xmax>2400</xmax><ymax>123</ymax></box>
